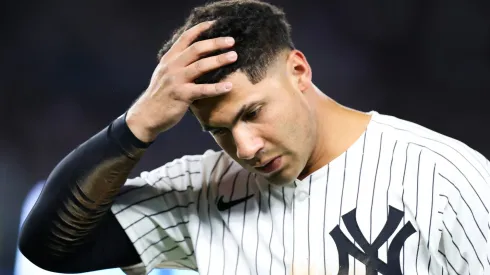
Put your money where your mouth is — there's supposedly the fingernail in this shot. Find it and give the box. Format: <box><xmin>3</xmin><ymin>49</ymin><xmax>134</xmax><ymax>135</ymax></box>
<box><xmin>226</xmin><ymin>51</ymin><xmax>237</xmax><ymax>60</ymax></box>
<box><xmin>225</xmin><ymin>37</ymin><xmax>234</xmax><ymax>45</ymax></box>
<box><xmin>223</xmin><ymin>82</ymin><xmax>232</xmax><ymax>91</ymax></box>
<box><xmin>208</xmin><ymin>20</ymin><xmax>216</xmax><ymax>25</ymax></box>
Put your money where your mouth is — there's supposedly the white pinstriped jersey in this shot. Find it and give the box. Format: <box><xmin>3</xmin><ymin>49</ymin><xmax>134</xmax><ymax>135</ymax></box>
<box><xmin>111</xmin><ymin>111</ymin><xmax>490</xmax><ymax>275</ymax></box>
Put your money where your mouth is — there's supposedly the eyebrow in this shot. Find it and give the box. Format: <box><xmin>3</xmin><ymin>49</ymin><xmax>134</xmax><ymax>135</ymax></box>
<box><xmin>201</xmin><ymin>103</ymin><xmax>255</xmax><ymax>132</ymax></box>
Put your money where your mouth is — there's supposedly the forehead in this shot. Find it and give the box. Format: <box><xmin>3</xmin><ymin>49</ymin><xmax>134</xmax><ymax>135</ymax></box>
<box><xmin>191</xmin><ymin>71</ymin><xmax>281</xmax><ymax>121</ymax></box>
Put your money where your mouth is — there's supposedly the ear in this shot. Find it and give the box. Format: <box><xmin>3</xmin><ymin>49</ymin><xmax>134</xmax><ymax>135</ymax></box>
<box><xmin>287</xmin><ymin>49</ymin><xmax>313</xmax><ymax>93</ymax></box>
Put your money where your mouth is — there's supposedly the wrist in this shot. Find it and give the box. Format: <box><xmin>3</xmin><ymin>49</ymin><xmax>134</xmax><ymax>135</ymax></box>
<box><xmin>124</xmin><ymin>112</ymin><xmax>158</xmax><ymax>143</ymax></box>
<box><xmin>108</xmin><ymin>114</ymin><xmax>151</xmax><ymax>159</ymax></box>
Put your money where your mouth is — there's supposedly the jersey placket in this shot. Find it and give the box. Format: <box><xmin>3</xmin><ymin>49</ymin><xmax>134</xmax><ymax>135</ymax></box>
<box><xmin>291</xmin><ymin>178</ymin><xmax>312</xmax><ymax>274</ymax></box>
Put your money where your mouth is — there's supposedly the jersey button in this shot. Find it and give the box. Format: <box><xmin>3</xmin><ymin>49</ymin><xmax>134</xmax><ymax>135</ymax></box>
<box><xmin>295</xmin><ymin>190</ymin><xmax>310</xmax><ymax>201</ymax></box>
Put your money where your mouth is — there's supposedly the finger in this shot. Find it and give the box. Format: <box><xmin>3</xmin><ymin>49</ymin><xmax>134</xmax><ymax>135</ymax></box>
<box><xmin>183</xmin><ymin>82</ymin><xmax>233</xmax><ymax>101</ymax></box>
<box><xmin>167</xmin><ymin>21</ymin><xmax>215</xmax><ymax>57</ymax></box>
<box><xmin>182</xmin><ymin>51</ymin><xmax>238</xmax><ymax>81</ymax></box>
<box><xmin>174</xmin><ymin>36</ymin><xmax>235</xmax><ymax>67</ymax></box>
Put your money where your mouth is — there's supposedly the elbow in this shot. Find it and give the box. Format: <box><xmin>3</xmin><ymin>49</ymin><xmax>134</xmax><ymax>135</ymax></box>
<box><xmin>18</xmin><ymin>224</ymin><xmax>38</xmax><ymax>263</ymax></box>
<box><xmin>18</xmin><ymin>229</ymin><xmax>71</xmax><ymax>273</ymax></box>
<box><xmin>17</xmin><ymin>199</ymin><xmax>71</xmax><ymax>272</ymax></box>
<box><xmin>18</xmin><ymin>233</ymin><xmax>51</xmax><ymax>272</ymax></box>
<box><xmin>18</xmin><ymin>234</ymin><xmax>47</xmax><ymax>271</ymax></box>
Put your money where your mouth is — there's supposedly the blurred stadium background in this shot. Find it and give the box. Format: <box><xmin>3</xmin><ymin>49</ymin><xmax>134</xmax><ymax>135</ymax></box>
<box><xmin>1</xmin><ymin>0</ymin><xmax>489</xmax><ymax>274</ymax></box>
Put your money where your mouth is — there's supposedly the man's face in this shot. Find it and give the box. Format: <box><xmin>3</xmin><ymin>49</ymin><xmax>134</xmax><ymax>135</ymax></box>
<box><xmin>191</xmin><ymin>53</ymin><xmax>316</xmax><ymax>185</ymax></box>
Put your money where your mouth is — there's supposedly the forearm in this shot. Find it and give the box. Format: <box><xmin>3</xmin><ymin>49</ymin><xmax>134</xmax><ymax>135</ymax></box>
<box><xmin>19</xmin><ymin>114</ymin><xmax>150</xmax><ymax>270</ymax></box>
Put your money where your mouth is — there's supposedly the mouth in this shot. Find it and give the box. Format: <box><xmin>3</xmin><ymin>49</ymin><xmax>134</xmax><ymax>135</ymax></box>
<box><xmin>254</xmin><ymin>156</ymin><xmax>282</xmax><ymax>174</ymax></box>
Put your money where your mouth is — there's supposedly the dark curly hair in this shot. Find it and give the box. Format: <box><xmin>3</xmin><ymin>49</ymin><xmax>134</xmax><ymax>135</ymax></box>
<box><xmin>157</xmin><ymin>0</ymin><xmax>295</xmax><ymax>85</ymax></box>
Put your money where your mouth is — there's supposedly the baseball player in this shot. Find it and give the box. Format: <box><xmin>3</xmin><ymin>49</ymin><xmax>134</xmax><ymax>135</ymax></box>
<box><xmin>18</xmin><ymin>0</ymin><xmax>490</xmax><ymax>274</ymax></box>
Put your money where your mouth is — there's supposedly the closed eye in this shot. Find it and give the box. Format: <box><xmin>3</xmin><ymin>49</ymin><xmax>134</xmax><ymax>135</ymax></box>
<box><xmin>210</xmin><ymin>128</ymin><xmax>227</xmax><ymax>136</ymax></box>
<box><xmin>204</xmin><ymin>105</ymin><xmax>263</xmax><ymax>135</ymax></box>
<box><xmin>244</xmin><ymin>107</ymin><xmax>261</xmax><ymax>121</ymax></box>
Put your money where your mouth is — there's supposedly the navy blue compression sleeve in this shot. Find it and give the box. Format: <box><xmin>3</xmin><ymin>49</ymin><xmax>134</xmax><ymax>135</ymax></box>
<box><xmin>18</xmin><ymin>114</ymin><xmax>151</xmax><ymax>273</ymax></box>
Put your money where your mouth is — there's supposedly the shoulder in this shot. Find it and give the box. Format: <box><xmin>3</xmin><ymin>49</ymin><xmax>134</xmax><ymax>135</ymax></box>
<box><xmin>371</xmin><ymin>111</ymin><xmax>490</xmax><ymax>212</ymax></box>
<box><xmin>370</xmin><ymin>112</ymin><xmax>489</xmax><ymax>180</ymax></box>
<box><xmin>122</xmin><ymin>149</ymin><xmax>241</xmax><ymax>193</ymax></box>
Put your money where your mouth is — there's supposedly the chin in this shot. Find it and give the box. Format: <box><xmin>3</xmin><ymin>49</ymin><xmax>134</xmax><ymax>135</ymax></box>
<box><xmin>266</xmin><ymin>169</ymin><xmax>298</xmax><ymax>186</ymax></box>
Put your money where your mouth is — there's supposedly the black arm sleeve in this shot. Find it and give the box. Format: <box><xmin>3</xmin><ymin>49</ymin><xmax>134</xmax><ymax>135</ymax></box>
<box><xmin>18</xmin><ymin>114</ymin><xmax>152</xmax><ymax>273</ymax></box>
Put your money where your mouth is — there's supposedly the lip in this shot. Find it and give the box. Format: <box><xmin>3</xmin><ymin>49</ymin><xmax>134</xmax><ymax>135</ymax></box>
<box><xmin>255</xmin><ymin>156</ymin><xmax>282</xmax><ymax>174</ymax></box>
<box><xmin>254</xmin><ymin>158</ymin><xmax>275</xmax><ymax>168</ymax></box>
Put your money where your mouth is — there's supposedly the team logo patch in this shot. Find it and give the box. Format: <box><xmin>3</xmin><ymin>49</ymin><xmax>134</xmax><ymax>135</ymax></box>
<box><xmin>330</xmin><ymin>206</ymin><xmax>416</xmax><ymax>275</ymax></box>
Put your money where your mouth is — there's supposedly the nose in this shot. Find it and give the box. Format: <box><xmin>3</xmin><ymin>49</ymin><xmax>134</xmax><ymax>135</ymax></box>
<box><xmin>233</xmin><ymin>125</ymin><xmax>264</xmax><ymax>160</ymax></box>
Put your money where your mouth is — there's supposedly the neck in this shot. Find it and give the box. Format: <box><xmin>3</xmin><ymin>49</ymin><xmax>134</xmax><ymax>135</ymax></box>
<box><xmin>298</xmin><ymin>86</ymin><xmax>372</xmax><ymax>180</ymax></box>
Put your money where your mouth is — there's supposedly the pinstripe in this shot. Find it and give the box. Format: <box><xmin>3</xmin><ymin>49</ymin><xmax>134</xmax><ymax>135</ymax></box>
<box><xmin>438</xmin><ymin>250</ymin><xmax>461</xmax><ymax>275</ymax></box>
<box><xmin>354</xmin><ymin>132</ymin><xmax>366</xmax><ymax>274</ymax></box>
<box><xmin>442</xmin><ymin>222</ymin><xmax>470</xmax><ymax>271</ymax></box>
<box><xmin>339</xmin><ymin>153</ymin><xmax>347</xmax><ymax>225</ymax></box>
<box><xmin>439</xmin><ymin>173</ymin><xmax>487</xmax><ymax>241</ymax></box>
<box><xmin>267</xmin><ymin>184</ymin><xmax>273</xmax><ymax>275</ymax></box>
<box><xmin>238</xmin><ymin>173</ymin><xmax>252</xmax><ymax>274</ymax></box>
<box><xmin>427</xmin><ymin>163</ymin><xmax>436</xmax><ymax>273</ymax></box>
<box><xmin>355</xmin><ymin>132</ymin><xmax>367</xmax><ymax>208</ymax></box>
<box><xmin>439</xmin><ymin>194</ymin><xmax>484</xmax><ymax>268</ymax></box>
<box><xmin>139</xmin><ymin>235</ymin><xmax>192</xmax><ymax>256</ymax></box>
<box><xmin>386</xmin><ymin>140</ymin><xmax>398</xmax><ymax>257</ymax></box>
<box><xmin>401</xmin><ymin>143</ymin><xmax>410</xmax><ymax>272</ymax></box>
<box><xmin>114</xmin><ymin>186</ymin><xmax>194</xmax><ymax>215</ymax></box>
<box><xmin>133</xmin><ymin>220</ymin><xmax>190</xmax><ymax>245</ymax></box>
<box><xmin>193</xmin><ymin>153</ymin><xmax>224</xmax><ymax>269</ymax></box>
<box><xmin>216</xmin><ymin>163</ymin><xmax>236</xmax><ymax>275</ymax></box>
<box><xmin>323</xmin><ymin>166</ymin><xmax>329</xmax><ymax>275</ymax></box>
<box><xmin>147</xmin><ymin>244</ymin><xmax>194</xmax><ymax>267</ymax></box>
<box><xmin>255</xmin><ymin>187</ymin><xmax>262</xmax><ymax>275</ymax></box>
<box><xmin>194</xmin><ymin>187</ymin><xmax>203</xmax><ymax>260</ymax></box>
<box><xmin>122</xmin><ymin>201</ymin><xmax>194</xmax><ymax>230</ymax></box>
<box><xmin>205</xmin><ymin>153</ymin><xmax>226</xmax><ymax>275</ymax></box>
<box><xmin>281</xmin><ymin>187</ymin><xmax>287</xmax><ymax>275</ymax></box>
<box><xmin>415</xmin><ymin>150</ymin><xmax>422</xmax><ymax>275</ymax></box>
<box><xmin>369</xmin><ymin>132</ymin><xmax>383</xmax><ymax>243</ymax></box>
<box><xmin>228</xmin><ymin>171</ymin><xmax>241</xmax><ymax>275</ymax></box>
<box><xmin>291</xmin><ymin>189</ymin><xmax>296</xmax><ymax>272</ymax></box>
<box><xmin>307</xmin><ymin>175</ymin><xmax>312</xmax><ymax>275</ymax></box>
<box><xmin>227</xmin><ymin>171</ymin><xmax>241</xmax><ymax>225</ymax></box>
<box><xmin>116</xmin><ymin>168</ymin><xmax>201</xmax><ymax>197</ymax></box>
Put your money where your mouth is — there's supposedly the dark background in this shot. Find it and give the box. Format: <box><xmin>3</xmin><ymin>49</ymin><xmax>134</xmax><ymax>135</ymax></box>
<box><xmin>1</xmin><ymin>0</ymin><xmax>489</xmax><ymax>274</ymax></box>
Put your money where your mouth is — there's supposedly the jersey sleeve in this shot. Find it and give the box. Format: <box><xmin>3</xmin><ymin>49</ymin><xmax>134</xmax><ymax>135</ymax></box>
<box><xmin>111</xmin><ymin>150</ymin><xmax>220</xmax><ymax>275</ymax></box>
<box><xmin>436</xmin><ymin>157</ymin><xmax>490</xmax><ymax>275</ymax></box>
